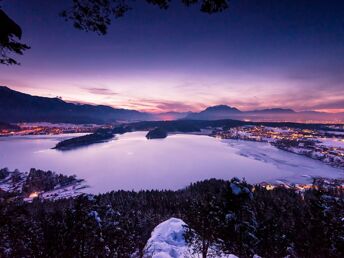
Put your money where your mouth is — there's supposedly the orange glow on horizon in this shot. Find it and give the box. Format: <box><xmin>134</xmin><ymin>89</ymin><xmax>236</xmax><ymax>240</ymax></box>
<box><xmin>314</xmin><ymin>109</ymin><xmax>344</xmax><ymax>114</ymax></box>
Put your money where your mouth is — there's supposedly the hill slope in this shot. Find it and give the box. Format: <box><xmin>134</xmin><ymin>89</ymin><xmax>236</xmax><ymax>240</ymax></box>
<box><xmin>0</xmin><ymin>86</ymin><xmax>150</xmax><ymax>123</ymax></box>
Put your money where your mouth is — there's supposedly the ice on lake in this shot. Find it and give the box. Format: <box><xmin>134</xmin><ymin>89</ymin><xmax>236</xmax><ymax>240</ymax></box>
<box><xmin>0</xmin><ymin>132</ymin><xmax>342</xmax><ymax>193</ymax></box>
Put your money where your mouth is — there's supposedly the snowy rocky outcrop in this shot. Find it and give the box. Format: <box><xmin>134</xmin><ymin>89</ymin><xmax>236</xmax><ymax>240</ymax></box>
<box><xmin>143</xmin><ymin>218</ymin><xmax>189</xmax><ymax>258</ymax></box>
<box><xmin>143</xmin><ymin>218</ymin><xmax>239</xmax><ymax>258</ymax></box>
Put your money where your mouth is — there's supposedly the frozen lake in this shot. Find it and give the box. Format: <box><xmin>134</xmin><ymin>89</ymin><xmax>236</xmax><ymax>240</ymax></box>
<box><xmin>0</xmin><ymin>132</ymin><xmax>342</xmax><ymax>193</ymax></box>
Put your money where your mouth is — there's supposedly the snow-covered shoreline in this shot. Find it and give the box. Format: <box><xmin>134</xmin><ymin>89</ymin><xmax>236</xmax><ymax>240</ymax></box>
<box><xmin>0</xmin><ymin>168</ymin><xmax>88</xmax><ymax>202</ymax></box>
<box><xmin>221</xmin><ymin>138</ymin><xmax>344</xmax><ymax>184</ymax></box>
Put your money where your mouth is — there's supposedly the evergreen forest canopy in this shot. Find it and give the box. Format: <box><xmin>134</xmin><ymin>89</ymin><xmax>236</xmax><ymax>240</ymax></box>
<box><xmin>0</xmin><ymin>169</ymin><xmax>343</xmax><ymax>258</ymax></box>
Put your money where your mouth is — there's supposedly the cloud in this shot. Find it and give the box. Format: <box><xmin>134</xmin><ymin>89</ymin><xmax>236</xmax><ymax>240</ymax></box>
<box><xmin>123</xmin><ymin>98</ymin><xmax>206</xmax><ymax>113</ymax></box>
<box><xmin>312</xmin><ymin>99</ymin><xmax>344</xmax><ymax>110</ymax></box>
<box><xmin>154</xmin><ymin>101</ymin><xmax>202</xmax><ymax>112</ymax></box>
<box><xmin>85</xmin><ymin>87</ymin><xmax>118</xmax><ymax>96</ymax></box>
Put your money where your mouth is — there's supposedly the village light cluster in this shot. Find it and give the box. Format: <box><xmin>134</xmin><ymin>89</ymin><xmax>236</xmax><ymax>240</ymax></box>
<box><xmin>214</xmin><ymin>125</ymin><xmax>344</xmax><ymax>169</ymax></box>
<box><xmin>0</xmin><ymin>123</ymin><xmax>101</xmax><ymax>136</ymax></box>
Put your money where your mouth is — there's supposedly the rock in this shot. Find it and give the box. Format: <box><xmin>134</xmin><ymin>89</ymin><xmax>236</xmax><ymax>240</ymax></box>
<box><xmin>143</xmin><ymin>218</ymin><xmax>239</xmax><ymax>258</ymax></box>
<box><xmin>143</xmin><ymin>218</ymin><xmax>188</xmax><ymax>258</ymax></box>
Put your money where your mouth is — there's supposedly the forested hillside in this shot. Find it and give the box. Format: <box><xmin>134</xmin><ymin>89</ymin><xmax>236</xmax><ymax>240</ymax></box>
<box><xmin>0</xmin><ymin>175</ymin><xmax>343</xmax><ymax>257</ymax></box>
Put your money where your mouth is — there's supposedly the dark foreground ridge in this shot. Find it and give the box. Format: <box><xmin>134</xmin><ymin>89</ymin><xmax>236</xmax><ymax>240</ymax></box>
<box><xmin>0</xmin><ymin>169</ymin><xmax>343</xmax><ymax>258</ymax></box>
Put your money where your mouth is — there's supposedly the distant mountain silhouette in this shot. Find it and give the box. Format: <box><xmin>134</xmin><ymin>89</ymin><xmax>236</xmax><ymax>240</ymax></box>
<box><xmin>186</xmin><ymin>105</ymin><xmax>343</xmax><ymax>122</ymax></box>
<box><xmin>1</xmin><ymin>87</ymin><xmax>343</xmax><ymax>124</ymax></box>
<box><xmin>248</xmin><ymin>108</ymin><xmax>295</xmax><ymax>114</ymax></box>
<box><xmin>186</xmin><ymin>105</ymin><xmax>241</xmax><ymax>120</ymax></box>
<box><xmin>0</xmin><ymin>86</ymin><xmax>151</xmax><ymax>123</ymax></box>
<box><xmin>203</xmin><ymin>105</ymin><xmax>241</xmax><ymax>113</ymax></box>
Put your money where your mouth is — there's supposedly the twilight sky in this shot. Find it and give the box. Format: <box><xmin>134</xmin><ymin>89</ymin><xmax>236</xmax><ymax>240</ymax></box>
<box><xmin>0</xmin><ymin>0</ymin><xmax>344</xmax><ymax>113</ymax></box>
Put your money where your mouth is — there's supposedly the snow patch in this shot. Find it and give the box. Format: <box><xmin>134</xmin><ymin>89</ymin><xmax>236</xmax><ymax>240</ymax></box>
<box><xmin>318</xmin><ymin>138</ymin><xmax>344</xmax><ymax>148</ymax></box>
<box><xmin>144</xmin><ymin>218</ymin><xmax>188</xmax><ymax>258</ymax></box>
<box><xmin>143</xmin><ymin>218</ymin><xmax>239</xmax><ymax>258</ymax></box>
<box><xmin>230</xmin><ymin>183</ymin><xmax>242</xmax><ymax>195</ymax></box>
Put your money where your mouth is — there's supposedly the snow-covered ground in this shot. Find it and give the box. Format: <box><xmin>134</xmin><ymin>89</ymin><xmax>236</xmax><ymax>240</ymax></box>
<box><xmin>30</xmin><ymin>181</ymin><xmax>88</xmax><ymax>202</ymax></box>
<box><xmin>319</xmin><ymin>130</ymin><xmax>344</xmax><ymax>136</ymax></box>
<box><xmin>0</xmin><ymin>170</ymin><xmax>88</xmax><ymax>202</ymax></box>
<box><xmin>0</xmin><ymin>172</ymin><xmax>26</xmax><ymax>192</ymax></box>
<box><xmin>318</xmin><ymin>137</ymin><xmax>344</xmax><ymax>148</ymax></box>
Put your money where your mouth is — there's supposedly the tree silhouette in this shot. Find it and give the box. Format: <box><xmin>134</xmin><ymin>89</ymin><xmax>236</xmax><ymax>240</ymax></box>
<box><xmin>0</xmin><ymin>0</ymin><xmax>229</xmax><ymax>65</ymax></box>
<box><xmin>60</xmin><ymin>0</ymin><xmax>229</xmax><ymax>35</ymax></box>
<box><xmin>0</xmin><ymin>9</ymin><xmax>30</xmax><ymax>65</ymax></box>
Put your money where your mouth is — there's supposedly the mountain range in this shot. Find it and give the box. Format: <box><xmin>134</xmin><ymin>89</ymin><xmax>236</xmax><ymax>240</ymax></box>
<box><xmin>0</xmin><ymin>86</ymin><xmax>151</xmax><ymax>123</ymax></box>
<box><xmin>184</xmin><ymin>104</ymin><xmax>344</xmax><ymax>122</ymax></box>
<box><xmin>0</xmin><ymin>86</ymin><xmax>343</xmax><ymax>124</ymax></box>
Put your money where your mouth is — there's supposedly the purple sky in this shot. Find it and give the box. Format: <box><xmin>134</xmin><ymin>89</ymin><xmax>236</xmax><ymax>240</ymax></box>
<box><xmin>0</xmin><ymin>0</ymin><xmax>343</xmax><ymax>113</ymax></box>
